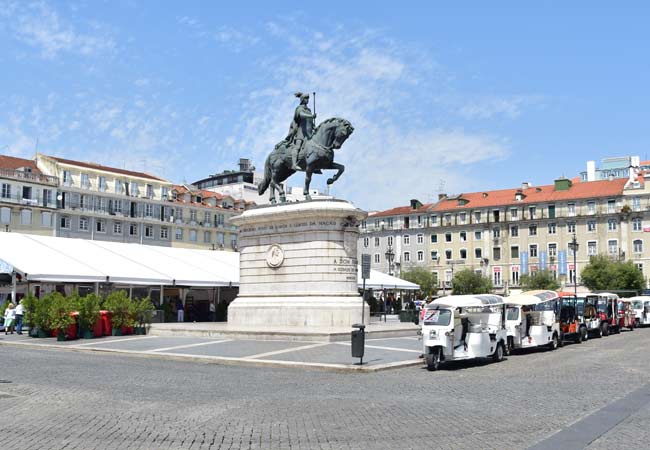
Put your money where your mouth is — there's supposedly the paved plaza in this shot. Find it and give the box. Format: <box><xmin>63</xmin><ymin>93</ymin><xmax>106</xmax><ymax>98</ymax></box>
<box><xmin>0</xmin><ymin>327</ymin><xmax>649</xmax><ymax>449</ymax></box>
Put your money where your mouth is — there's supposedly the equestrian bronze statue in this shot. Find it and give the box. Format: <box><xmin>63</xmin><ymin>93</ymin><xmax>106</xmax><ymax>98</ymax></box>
<box><xmin>258</xmin><ymin>92</ymin><xmax>354</xmax><ymax>203</ymax></box>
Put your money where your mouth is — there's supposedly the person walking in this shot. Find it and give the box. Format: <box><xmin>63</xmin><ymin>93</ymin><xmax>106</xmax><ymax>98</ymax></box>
<box><xmin>176</xmin><ymin>298</ymin><xmax>184</xmax><ymax>323</ymax></box>
<box><xmin>14</xmin><ymin>299</ymin><xmax>24</xmax><ymax>335</ymax></box>
<box><xmin>4</xmin><ymin>303</ymin><xmax>16</xmax><ymax>335</ymax></box>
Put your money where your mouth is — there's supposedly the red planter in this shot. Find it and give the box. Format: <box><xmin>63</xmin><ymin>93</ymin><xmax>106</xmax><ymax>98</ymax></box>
<box><xmin>121</xmin><ymin>326</ymin><xmax>134</xmax><ymax>335</ymax></box>
<box><xmin>51</xmin><ymin>312</ymin><xmax>78</xmax><ymax>340</ymax></box>
<box><xmin>100</xmin><ymin>311</ymin><xmax>112</xmax><ymax>336</ymax></box>
<box><xmin>92</xmin><ymin>316</ymin><xmax>103</xmax><ymax>337</ymax></box>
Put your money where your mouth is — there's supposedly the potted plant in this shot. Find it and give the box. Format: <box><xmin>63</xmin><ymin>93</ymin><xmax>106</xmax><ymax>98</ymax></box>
<box><xmin>48</xmin><ymin>293</ymin><xmax>74</xmax><ymax>341</ymax></box>
<box><xmin>21</xmin><ymin>293</ymin><xmax>37</xmax><ymax>335</ymax></box>
<box><xmin>133</xmin><ymin>297</ymin><xmax>154</xmax><ymax>335</ymax></box>
<box><xmin>31</xmin><ymin>292</ymin><xmax>56</xmax><ymax>338</ymax></box>
<box><xmin>76</xmin><ymin>294</ymin><xmax>101</xmax><ymax>339</ymax></box>
<box><xmin>104</xmin><ymin>291</ymin><xmax>133</xmax><ymax>336</ymax></box>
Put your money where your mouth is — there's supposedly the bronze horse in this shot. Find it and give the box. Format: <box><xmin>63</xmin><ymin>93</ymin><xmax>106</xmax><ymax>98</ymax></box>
<box><xmin>258</xmin><ymin>117</ymin><xmax>354</xmax><ymax>203</ymax></box>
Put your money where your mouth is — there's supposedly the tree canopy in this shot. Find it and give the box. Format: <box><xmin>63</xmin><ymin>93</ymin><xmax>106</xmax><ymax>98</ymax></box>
<box><xmin>400</xmin><ymin>267</ymin><xmax>437</xmax><ymax>296</ymax></box>
<box><xmin>452</xmin><ymin>269</ymin><xmax>493</xmax><ymax>295</ymax></box>
<box><xmin>580</xmin><ymin>255</ymin><xmax>645</xmax><ymax>292</ymax></box>
<box><xmin>519</xmin><ymin>270</ymin><xmax>560</xmax><ymax>291</ymax></box>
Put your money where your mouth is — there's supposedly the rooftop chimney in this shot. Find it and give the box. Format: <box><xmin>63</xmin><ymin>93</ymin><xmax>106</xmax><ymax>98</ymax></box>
<box><xmin>586</xmin><ymin>160</ymin><xmax>596</xmax><ymax>181</ymax></box>
<box><xmin>410</xmin><ymin>199</ymin><xmax>423</xmax><ymax>210</ymax></box>
<box><xmin>438</xmin><ymin>193</ymin><xmax>447</xmax><ymax>201</ymax></box>
<box><xmin>521</xmin><ymin>182</ymin><xmax>530</xmax><ymax>190</ymax></box>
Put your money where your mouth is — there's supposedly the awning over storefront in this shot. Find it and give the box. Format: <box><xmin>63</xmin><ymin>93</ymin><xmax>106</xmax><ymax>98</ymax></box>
<box><xmin>0</xmin><ymin>233</ymin><xmax>418</xmax><ymax>290</ymax></box>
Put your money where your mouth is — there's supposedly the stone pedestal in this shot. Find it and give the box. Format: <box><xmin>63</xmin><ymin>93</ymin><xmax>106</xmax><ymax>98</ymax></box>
<box><xmin>227</xmin><ymin>199</ymin><xmax>369</xmax><ymax>328</ymax></box>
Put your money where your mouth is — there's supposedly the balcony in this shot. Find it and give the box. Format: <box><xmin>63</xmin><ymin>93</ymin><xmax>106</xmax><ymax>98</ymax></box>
<box><xmin>0</xmin><ymin>168</ymin><xmax>58</xmax><ymax>186</ymax></box>
<box><xmin>0</xmin><ymin>192</ymin><xmax>57</xmax><ymax>209</ymax></box>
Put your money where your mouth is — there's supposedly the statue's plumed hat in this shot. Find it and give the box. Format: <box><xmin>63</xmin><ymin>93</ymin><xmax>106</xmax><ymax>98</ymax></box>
<box><xmin>294</xmin><ymin>92</ymin><xmax>310</xmax><ymax>100</ymax></box>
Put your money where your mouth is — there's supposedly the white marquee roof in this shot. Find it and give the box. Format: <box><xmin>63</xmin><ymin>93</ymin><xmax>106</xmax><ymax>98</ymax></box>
<box><xmin>0</xmin><ymin>233</ymin><xmax>418</xmax><ymax>290</ymax></box>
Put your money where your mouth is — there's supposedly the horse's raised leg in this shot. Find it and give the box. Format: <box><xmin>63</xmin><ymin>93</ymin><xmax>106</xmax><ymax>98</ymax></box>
<box><xmin>303</xmin><ymin>168</ymin><xmax>313</xmax><ymax>201</ymax></box>
<box><xmin>326</xmin><ymin>162</ymin><xmax>345</xmax><ymax>185</ymax></box>
<box><xmin>269</xmin><ymin>179</ymin><xmax>277</xmax><ymax>204</ymax></box>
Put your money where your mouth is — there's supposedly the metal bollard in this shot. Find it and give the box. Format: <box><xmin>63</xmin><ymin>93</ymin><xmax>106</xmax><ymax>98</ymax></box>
<box><xmin>351</xmin><ymin>323</ymin><xmax>366</xmax><ymax>365</ymax></box>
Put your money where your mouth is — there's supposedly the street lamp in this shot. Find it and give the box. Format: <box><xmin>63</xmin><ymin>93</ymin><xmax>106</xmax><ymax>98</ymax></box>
<box><xmin>568</xmin><ymin>233</ymin><xmax>579</xmax><ymax>297</ymax></box>
<box><xmin>385</xmin><ymin>246</ymin><xmax>395</xmax><ymax>276</ymax></box>
<box><xmin>384</xmin><ymin>246</ymin><xmax>396</xmax><ymax>322</ymax></box>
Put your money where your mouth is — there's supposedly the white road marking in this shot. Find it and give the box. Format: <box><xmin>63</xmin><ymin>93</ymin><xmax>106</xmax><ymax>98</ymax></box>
<box><xmin>245</xmin><ymin>343</ymin><xmax>330</xmax><ymax>359</ymax></box>
<box><xmin>335</xmin><ymin>342</ymin><xmax>421</xmax><ymax>354</ymax></box>
<box><xmin>72</xmin><ymin>336</ymin><xmax>157</xmax><ymax>347</ymax></box>
<box><xmin>150</xmin><ymin>339</ymin><xmax>232</xmax><ymax>353</ymax></box>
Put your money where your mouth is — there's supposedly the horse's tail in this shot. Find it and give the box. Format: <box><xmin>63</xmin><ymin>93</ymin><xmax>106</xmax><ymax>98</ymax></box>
<box><xmin>258</xmin><ymin>155</ymin><xmax>272</xmax><ymax>195</ymax></box>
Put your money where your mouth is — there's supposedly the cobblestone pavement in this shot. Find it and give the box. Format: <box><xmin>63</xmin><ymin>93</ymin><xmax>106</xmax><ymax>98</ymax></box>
<box><xmin>0</xmin><ymin>328</ymin><xmax>649</xmax><ymax>449</ymax></box>
<box><xmin>0</xmin><ymin>334</ymin><xmax>423</xmax><ymax>371</ymax></box>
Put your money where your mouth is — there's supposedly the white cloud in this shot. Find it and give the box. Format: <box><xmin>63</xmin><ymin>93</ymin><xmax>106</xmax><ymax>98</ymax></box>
<box><xmin>458</xmin><ymin>95</ymin><xmax>542</xmax><ymax>120</ymax></box>
<box><xmin>6</xmin><ymin>1</ymin><xmax>116</xmax><ymax>59</ymax></box>
<box><xmin>220</xmin><ymin>21</ymin><xmax>510</xmax><ymax>209</ymax></box>
<box><xmin>177</xmin><ymin>16</ymin><xmax>259</xmax><ymax>52</ymax></box>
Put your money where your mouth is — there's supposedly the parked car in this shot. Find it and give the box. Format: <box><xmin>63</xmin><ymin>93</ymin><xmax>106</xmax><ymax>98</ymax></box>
<box><xmin>628</xmin><ymin>296</ymin><xmax>650</xmax><ymax>327</ymax></box>
<box><xmin>506</xmin><ymin>290</ymin><xmax>563</xmax><ymax>352</ymax></box>
<box><xmin>558</xmin><ymin>292</ymin><xmax>588</xmax><ymax>344</ymax></box>
<box><xmin>584</xmin><ymin>292</ymin><xmax>621</xmax><ymax>336</ymax></box>
<box><xmin>616</xmin><ymin>299</ymin><xmax>636</xmax><ymax>331</ymax></box>
<box><xmin>421</xmin><ymin>294</ymin><xmax>507</xmax><ymax>371</ymax></box>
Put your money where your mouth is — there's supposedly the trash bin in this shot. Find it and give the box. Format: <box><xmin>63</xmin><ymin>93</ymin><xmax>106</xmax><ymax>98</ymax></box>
<box><xmin>351</xmin><ymin>323</ymin><xmax>365</xmax><ymax>361</ymax></box>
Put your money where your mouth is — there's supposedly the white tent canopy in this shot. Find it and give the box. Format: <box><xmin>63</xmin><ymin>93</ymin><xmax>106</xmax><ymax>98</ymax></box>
<box><xmin>0</xmin><ymin>233</ymin><xmax>418</xmax><ymax>290</ymax></box>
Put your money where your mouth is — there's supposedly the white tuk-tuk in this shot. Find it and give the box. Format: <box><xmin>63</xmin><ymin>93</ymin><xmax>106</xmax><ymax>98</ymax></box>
<box><xmin>506</xmin><ymin>290</ymin><xmax>562</xmax><ymax>352</ymax></box>
<box><xmin>629</xmin><ymin>296</ymin><xmax>650</xmax><ymax>326</ymax></box>
<box><xmin>421</xmin><ymin>294</ymin><xmax>508</xmax><ymax>371</ymax></box>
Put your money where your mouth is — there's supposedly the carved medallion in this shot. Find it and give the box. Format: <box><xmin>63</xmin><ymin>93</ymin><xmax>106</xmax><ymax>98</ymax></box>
<box><xmin>266</xmin><ymin>244</ymin><xmax>285</xmax><ymax>268</ymax></box>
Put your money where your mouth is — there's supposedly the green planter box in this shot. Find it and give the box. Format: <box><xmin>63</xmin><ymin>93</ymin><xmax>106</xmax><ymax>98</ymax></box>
<box><xmin>56</xmin><ymin>333</ymin><xmax>66</xmax><ymax>342</ymax></box>
<box><xmin>82</xmin><ymin>329</ymin><xmax>94</xmax><ymax>339</ymax></box>
<box><xmin>37</xmin><ymin>329</ymin><xmax>49</xmax><ymax>338</ymax></box>
<box><xmin>111</xmin><ymin>328</ymin><xmax>122</xmax><ymax>336</ymax></box>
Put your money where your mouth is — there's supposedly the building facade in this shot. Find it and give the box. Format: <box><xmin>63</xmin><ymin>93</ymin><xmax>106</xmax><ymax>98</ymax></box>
<box><xmin>0</xmin><ymin>153</ymin><xmax>245</xmax><ymax>251</ymax></box>
<box><xmin>360</xmin><ymin>177</ymin><xmax>650</xmax><ymax>294</ymax></box>
<box><xmin>0</xmin><ymin>155</ymin><xmax>58</xmax><ymax>236</ymax></box>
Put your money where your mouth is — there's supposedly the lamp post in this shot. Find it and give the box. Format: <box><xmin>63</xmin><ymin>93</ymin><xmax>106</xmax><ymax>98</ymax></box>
<box><xmin>385</xmin><ymin>246</ymin><xmax>395</xmax><ymax>276</ymax></box>
<box><xmin>384</xmin><ymin>246</ymin><xmax>395</xmax><ymax>322</ymax></box>
<box><xmin>568</xmin><ymin>233</ymin><xmax>579</xmax><ymax>297</ymax></box>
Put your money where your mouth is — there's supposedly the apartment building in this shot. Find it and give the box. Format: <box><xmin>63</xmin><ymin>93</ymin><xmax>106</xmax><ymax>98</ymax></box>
<box><xmin>170</xmin><ymin>185</ymin><xmax>244</xmax><ymax>250</ymax></box>
<box><xmin>0</xmin><ymin>155</ymin><xmax>58</xmax><ymax>236</ymax></box>
<box><xmin>0</xmin><ymin>153</ymin><xmax>248</xmax><ymax>251</ymax></box>
<box><xmin>358</xmin><ymin>199</ymin><xmax>434</xmax><ymax>278</ymax></box>
<box><xmin>36</xmin><ymin>153</ymin><xmax>176</xmax><ymax>246</ymax></box>
<box><xmin>360</xmin><ymin>176</ymin><xmax>650</xmax><ymax>294</ymax></box>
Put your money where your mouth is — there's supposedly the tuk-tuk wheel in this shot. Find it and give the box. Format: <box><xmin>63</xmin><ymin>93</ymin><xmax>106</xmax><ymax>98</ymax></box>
<box><xmin>548</xmin><ymin>333</ymin><xmax>559</xmax><ymax>351</ymax></box>
<box><xmin>425</xmin><ymin>348</ymin><xmax>441</xmax><ymax>371</ymax></box>
<box><xmin>557</xmin><ymin>332</ymin><xmax>564</xmax><ymax>348</ymax></box>
<box><xmin>493</xmin><ymin>342</ymin><xmax>505</xmax><ymax>362</ymax></box>
<box><xmin>601</xmin><ymin>323</ymin><xmax>609</xmax><ymax>337</ymax></box>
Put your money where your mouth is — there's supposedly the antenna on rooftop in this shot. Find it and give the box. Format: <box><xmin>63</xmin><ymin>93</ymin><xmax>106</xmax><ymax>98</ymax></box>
<box><xmin>437</xmin><ymin>179</ymin><xmax>446</xmax><ymax>193</ymax></box>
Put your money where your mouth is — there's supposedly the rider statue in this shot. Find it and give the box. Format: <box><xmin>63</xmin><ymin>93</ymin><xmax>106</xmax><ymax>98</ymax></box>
<box><xmin>285</xmin><ymin>92</ymin><xmax>317</xmax><ymax>171</ymax></box>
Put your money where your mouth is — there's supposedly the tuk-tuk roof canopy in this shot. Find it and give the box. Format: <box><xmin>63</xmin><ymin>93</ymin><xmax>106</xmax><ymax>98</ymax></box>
<box><xmin>627</xmin><ymin>296</ymin><xmax>650</xmax><ymax>302</ymax></box>
<box><xmin>431</xmin><ymin>294</ymin><xmax>504</xmax><ymax>309</ymax></box>
<box><xmin>507</xmin><ymin>290</ymin><xmax>558</xmax><ymax>306</ymax></box>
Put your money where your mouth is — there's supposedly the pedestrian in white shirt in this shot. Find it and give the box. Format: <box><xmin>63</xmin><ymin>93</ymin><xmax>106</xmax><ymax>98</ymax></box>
<box><xmin>3</xmin><ymin>303</ymin><xmax>16</xmax><ymax>335</ymax></box>
<box><xmin>15</xmin><ymin>300</ymin><xmax>25</xmax><ymax>335</ymax></box>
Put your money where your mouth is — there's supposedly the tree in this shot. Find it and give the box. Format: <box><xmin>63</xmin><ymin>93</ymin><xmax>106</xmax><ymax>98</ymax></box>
<box><xmin>519</xmin><ymin>270</ymin><xmax>560</xmax><ymax>291</ymax></box>
<box><xmin>451</xmin><ymin>269</ymin><xmax>493</xmax><ymax>295</ymax></box>
<box><xmin>580</xmin><ymin>254</ymin><xmax>645</xmax><ymax>292</ymax></box>
<box><xmin>401</xmin><ymin>267</ymin><xmax>438</xmax><ymax>297</ymax></box>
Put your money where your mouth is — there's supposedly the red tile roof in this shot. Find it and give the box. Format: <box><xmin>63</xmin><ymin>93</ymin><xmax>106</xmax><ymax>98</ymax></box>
<box><xmin>172</xmin><ymin>185</ymin><xmax>242</xmax><ymax>210</ymax></box>
<box><xmin>45</xmin><ymin>154</ymin><xmax>167</xmax><ymax>182</ymax></box>
<box><xmin>429</xmin><ymin>178</ymin><xmax>627</xmax><ymax>213</ymax></box>
<box><xmin>371</xmin><ymin>203</ymin><xmax>434</xmax><ymax>218</ymax></box>
<box><xmin>0</xmin><ymin>155</ymin><xmax>42</xmax><ymax>174</ymax></box>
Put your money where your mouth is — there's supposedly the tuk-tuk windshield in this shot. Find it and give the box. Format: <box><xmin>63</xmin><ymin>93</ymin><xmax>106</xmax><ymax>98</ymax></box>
<box><xmin>586</xmin><ymin>296</ymin><xmax>608</xmax><ymax>314</ymax></box>
<box><xmin>617</xmin><ymin>301</ymin><xmax>628</xmax><ymax>312</ymax></box>
<box><xmin>423</xmin><ymin>308</ymin><xmax>452</xmax><ymax>326</ymax></box>
<box><xmin>506</xmin><ymin>306</ymin><xmax>519</xmax><ymax>321</ymax></box>
<box><xmin>631</xmin><ymin>301</ymin><xmax>643</xmax><ymax>309</ymax></box>
<box><xmin>532</xmin><ymin>300</ymin><xmax>556</xmax><ymax>311</ymax></box>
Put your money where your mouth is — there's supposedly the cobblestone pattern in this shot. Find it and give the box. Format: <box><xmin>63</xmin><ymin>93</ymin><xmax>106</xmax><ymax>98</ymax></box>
<box><xmin>0</xmin><ymin>329</ymin><xmax>649</xmax><ymax>449</ymax></box>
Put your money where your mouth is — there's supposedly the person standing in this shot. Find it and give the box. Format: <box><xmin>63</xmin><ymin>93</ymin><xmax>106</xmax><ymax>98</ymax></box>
<box><xmin>176</xmin><ymin>298</ymin><xmax>184</xmax><ymax>323</ymax></box>
<box><xmin>209</xmin><ymin>301</ymin><xmax>216</xmax><ymax>322</ymax></box>
<box><xmin>14</xmin><ymin>299</ymin><xmax>24</xmax><ymax>335</ymax></box>
<box><xmin>4</xmin><ymin>303</ymin><xmax>15</xmax><ymax>335</ymax></box>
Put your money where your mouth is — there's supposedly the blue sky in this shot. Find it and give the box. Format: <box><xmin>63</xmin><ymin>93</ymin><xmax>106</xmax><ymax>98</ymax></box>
<box><xmin>1</xmin><ymin>1</ymin><xmax>649</xmax><ymax>210</ymax></box>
